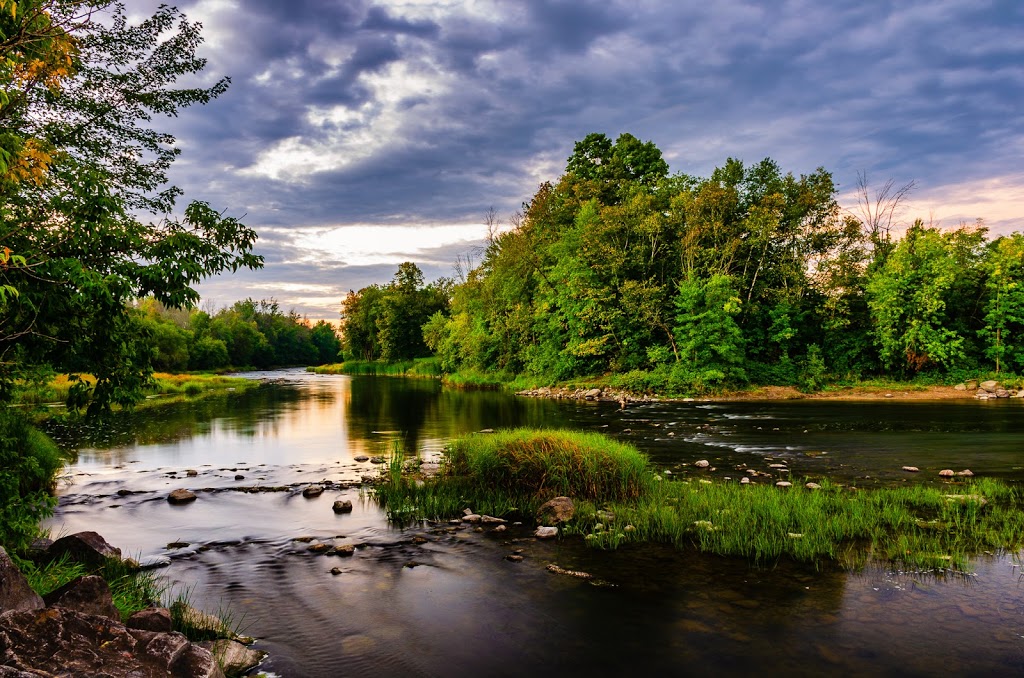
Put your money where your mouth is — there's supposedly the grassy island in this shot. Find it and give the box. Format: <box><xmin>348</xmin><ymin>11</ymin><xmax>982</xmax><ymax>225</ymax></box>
<box><xmin>375</xmin><ymin>428</ymin><xmax>1024</xmax><ymax>571</ymax></box>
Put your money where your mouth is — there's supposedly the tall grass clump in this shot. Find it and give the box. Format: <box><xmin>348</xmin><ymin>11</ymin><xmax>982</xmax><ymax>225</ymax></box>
<box><xmin>446</xmin><ymin>429</ymin><xmax>652</xmax><ymax>501</ymax></box>
<box><xmin>311</xmin><ymin>358</ymin><xmax>441</xmax><ymax>377</ymax></box>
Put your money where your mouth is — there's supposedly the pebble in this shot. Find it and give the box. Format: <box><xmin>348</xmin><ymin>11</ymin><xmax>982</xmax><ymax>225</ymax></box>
<box><xmin>534</xmin><ymin>526</ymin><xmax>558</xmax><ymax>539</ymax></box>
<box><xmin>902</xmin><ymin>466</ymin><xmax>919</xmax><ymax>472</ymax></box>
<box><xmin>805</xmin><ymin>482</ymin><xmax>821</xmax><ymax>489</ymax></box>
<box><xmin>505</xmin><ymin>555</ymin><xmax>524</xmax><ymax>562</ymax></box>
<box><xmin>776</xmin><ymin>481</ymin><xmax>793</xmax><ymax>488</ymax></box>
<box><xmin>694</xmin><ymin>460</ymin><xmax>710</xmax><ymax>468</ymax></box>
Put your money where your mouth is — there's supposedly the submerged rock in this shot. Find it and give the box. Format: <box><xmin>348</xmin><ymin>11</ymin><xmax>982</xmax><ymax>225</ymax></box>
<box><xmin>167</xmin><ymin>488</ymin><xmax>197</xmax><ymax>505</ymax></box>
<box><xmin>328</xmin><ymin>544</ymin><xmax>356</xmax><ymax>557</ymax></box>
<box><xmin>302</xmin><ymin>484</ymin><xmax>324</xmax><ymax>498</ymax></box>
<box><xmin>332</xmin><ymin>500</ymin><xmax>353</xmax><ymax>513</ymax></box>
<box><xmin>354</xmin><ymin>455</ymin><xmax>370</xmax><ymax>462</ymax></box>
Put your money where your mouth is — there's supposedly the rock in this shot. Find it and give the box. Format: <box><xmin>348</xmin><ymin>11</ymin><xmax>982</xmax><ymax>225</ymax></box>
<box><xmin>776</xmin><ymin>481</ymin><xmax>793</xmax><ymax>488</ymax></box>
<box><xmin>0</xmin><ymin>546</ymin><xmax>43</xmax><ymax>612</ymax></box>
<box><xmin>302</xmin><ymin>484</ymin><xmax>324</xmax><ymax>498</ymax></box>
<box><xmin>353</xmin><ymin>455</ymin><xmax>370</xmax><ymax>462</ymax></box>
<box><xmin>479</xmin><ymin>428</ymin><xmax>495</xmax><ymax>433</ymax></box>
<box><xmin>805</xmin><ymin>482</ymin><xmax>821</xmax><ymax>489</ymax></box>
<box><xmin>332</xmin><ymin>500</ymin><xmax>353</xmax><ymax>513</ymax></box>
<box><xmin>128</xmin><ymin>607</ymin><xmax>173</xmax><ymax>633</ymax></box>
<box><xmin>957</xmin><ymin>469</ymin><xmax>975</xmax><ymax>477</ymax></box>
<box><xmin>902</xmin><ymin>466</ymin><xmax>919</xmax><ymax>472</ymax></box>
<box><xmin>167</xmin><ymin>488</ymin><xmax>197</xmax><ymax>505</ymax></box>
<box><xmin>462</xmin><ymin>514</ymin><xmax>482</xmax><ymax>523</ymax></box>
<box><xmin>27</xmin><ymin>537</ymin><xmax>52</xmax><ymax>560</ymax></box>
<box><xmin>307</xmin><ymin>543</ymin><xmax>331</xmax><ymax>553</ymax></box>
<box><xmin>330</xmin><ymin>567</ymin><xmax>343</xmax><ymax>575</ymax></box>
<box><xmin>200</xmin><ymin>639</ymin><xmax>267</xmax><ymax>677</ymax></box>
<box><xmin>694</xmin><ymin>459</ymin><xmax>710</xmax><ymax>468</ymax></box>
<box><xmin>0</xmin><ymin>607</ymin><xmax>225</xmax><ymax>678</ymax></box>
<box><xmin>328</xmin><ymin>544</ymin><xmax>356</xmax><ymax>557</ymax></box>
<box><xmin>768</xmin><ymin>463</ymin><xmax>788</xmax><ymax>469</ymax></box>
<box><xmin>411</xmin><ymin>535</ymin><xmax>429</xmax><ymax>544</ymax></box>
<box><xmin>739</xmin><ymin>477</ymin><xmax>750</xmax><ymax>485</ymax></box>
<box><xmin>480</xmin><ymin>515</ymin><xmax>506</xmax><ymax>525</ymax></box>
<box><xmin>47</xmin><ymin>531</ymin><xmax>122</xmax><ymax>567</ymax></box>
<box><xmin>583</xmin><ymin>388</ymin><xmax>602</xmax><ymax>399</ymax></box>
<box><xmin>369</xmin><ymin>457</ymin><xmax>386</xmax><ymax>464</ymax></box>
<box><xmin>938</xmin><ymin>469</ymin><xmax>956</xmax><ymax>477</ymax></box>
<box><xmin>534</xmin><ymin>526</ymin><xmax>558</xmax><ymax>539</ymax></box>
<box><xmin>995</xmin><ymin>389</ymin><xmax>1010</xmax><ymax>398</ymax></box>
<box><xmin>42</xmin><ymin>575</ymin><xmax>119</xmax><ymax>621</ymax></box>
<box><xmin>139</xmin><ymin>555</ymin><xmax>172</xmax><ymax>570</ymax></box>
<box><xmin>884</xmin><ymin>393</ymin><xmax>894</xmax><ymax>398</ymax></box>
<box><xmin>954</xmin><ymin>383</ymin><xmax>967</xmax><ymax>391</ymax></box>
<box><xmin>980</xmin><ymin>380</ymin><xmax>999</xmax><ymax>393</ymax></box>
<box><xmin>965</xmin><ymin>379</ymin><xmax>979</xmax><ymax>389</ymax></box>
<box><xmin>505</xmin><ymin>554</ymin><xmax>524</xmax><ymax>562</ymax></box>
<box><xmin>186</xmin><ymin>469</ymin><xmax>199</xmax><ymax>477</ymax></box>
<box><xmin>536</xmin><ymin>496</ymin><xmax>575</xmax><ymax>526</ymax></box>
<box><xmin>493</xmin><ymin>524</ymin><xmax>507</xmax><ymax>533</ymax></box>
<box><xmin>546</xmin><ymin>564</ymin><xmax>592</xmax><ymax>579</ymax></box>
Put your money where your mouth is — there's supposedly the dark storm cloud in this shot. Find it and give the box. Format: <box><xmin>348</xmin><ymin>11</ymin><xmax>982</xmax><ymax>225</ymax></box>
<box><xmin>128</xmin><ymin>0</ymin><xmax>1023</xmax><ymax>317</ymax></box>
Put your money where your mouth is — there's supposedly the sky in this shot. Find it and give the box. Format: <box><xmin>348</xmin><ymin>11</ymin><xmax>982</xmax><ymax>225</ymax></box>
<box><xmin>125</xmin><ymin>0</ymin><xmax>1024</xmax><ymax>322</ymax></box>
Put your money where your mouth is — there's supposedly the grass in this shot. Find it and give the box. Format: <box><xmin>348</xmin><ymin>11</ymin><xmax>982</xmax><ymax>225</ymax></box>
<box><xmin>373</xmin><ymin>427</ymin><xmax>1024</xmax><ymax>571</ymax></box>
<box><xmin>167</xmin><ymin>586</ymin><xmax>250</xmax><ymax>643</ymax></box>
<box><xmin>12</xmin><ymin>372</ymin><xmax>258</xmax><ymax>408</ymax></box>
<box><xmin>310</xmin><ymin>357</ymin><xmax>441</xmax><ymax>378</ymax></box>
<box><xmin>21</xmin><ymin>554</ymin><xmax>165</xmax><ymax>621</ymax></box>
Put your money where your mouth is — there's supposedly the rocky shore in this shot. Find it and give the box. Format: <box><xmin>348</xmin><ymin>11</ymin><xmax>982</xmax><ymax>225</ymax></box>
<box><xmin>0</xmin><ymin>532</ymin><xmax>264</xmax><ymax>677</ymax></box>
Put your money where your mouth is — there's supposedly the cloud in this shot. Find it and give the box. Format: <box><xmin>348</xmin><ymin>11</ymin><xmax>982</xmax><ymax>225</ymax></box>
<box><xmin>119</xmin><ymin>0</ymin><xmax>1022</xmax><ymax>317</ymax></box>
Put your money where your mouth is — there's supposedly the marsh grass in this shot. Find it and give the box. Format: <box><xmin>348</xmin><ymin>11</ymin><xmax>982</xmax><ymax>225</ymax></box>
<box><xmin>373</xmin><ymin>427</ymin><xmax>1024</xmax><ymax>571</ymax></box>
<box><xmin>310</xmin><ymin>358</ymin><xmax>441</xmax><ymax>377</ymax></box>
<box><xmin>167</xmin><ymin>586</ymin><xmax>249</xmax><ymax>643</ymax></box>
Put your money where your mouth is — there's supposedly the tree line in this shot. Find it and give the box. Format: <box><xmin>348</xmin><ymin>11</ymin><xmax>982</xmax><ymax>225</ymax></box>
<box><xmin>345</xmin><ymin>133</ymin><xmax>1024</xmax><ymax>392</ymax></box>
<box><xmin>140</xmin><ymin>298</ymin><xmax>340</xmax><ymax>371</ymax></box>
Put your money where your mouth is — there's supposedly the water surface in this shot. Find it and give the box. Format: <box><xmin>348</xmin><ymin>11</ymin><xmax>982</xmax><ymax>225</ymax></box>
<box><xmin>46</xmin><ymin>370</ymin><xmax>1024</xmax><ymax>677</ymax></box>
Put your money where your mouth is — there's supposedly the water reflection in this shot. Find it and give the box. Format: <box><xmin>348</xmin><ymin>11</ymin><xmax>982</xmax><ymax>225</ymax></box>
<box><xmin>44</xmin><ymin>370</ymin><xmax>1024</xmax><ymax>676</ymax></box>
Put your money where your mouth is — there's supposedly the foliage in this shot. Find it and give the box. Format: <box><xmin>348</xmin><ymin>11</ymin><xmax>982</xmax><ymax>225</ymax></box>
<box><xmin>0</xmin><ymin>411</ymin><xmax>63</xmax><ymax>553</ymax></box>
<box><xmin>421</xmin><ymin>132</ymin><xmax>1018</xmax><ymax>390</ymax></box>
<box><xmin>1</xmin><ymin>2</ymin><xmax>263</xmax><ymax>414</ymax></box>
<box><xmin>340</xmin><ymin>262</ymin><xmax>449</xmax><ymax>362</ymax></box>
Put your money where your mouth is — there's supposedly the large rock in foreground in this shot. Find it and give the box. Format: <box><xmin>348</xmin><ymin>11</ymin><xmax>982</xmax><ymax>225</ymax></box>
<box><xmin>47</xmin><ymin>531</ymin><xmax>122</xmax><ymax>568</ymax></box>
<box><xmin>0</xmin><ymin>547</ymin><xmax>43</xmax><ymax>613</ymax></box>
<box><xmin>0</xmin><ymin>607</ymin><xmax>225</xmax><ymax>677</ymax></box>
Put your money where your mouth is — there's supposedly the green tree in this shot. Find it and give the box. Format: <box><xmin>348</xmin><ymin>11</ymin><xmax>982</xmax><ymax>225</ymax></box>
<box><xmin>866</xmin><ymin>222</ymin><xmax>984</xmax><ymax>373</ymax></box>
<box><xmin>0</xmin><ymin>2</ymin><xmax>262</xmax><ymax>412</ymax></box>
<box><xmin>979</xmin><ymin>234</ymin><xmax>1024</xmax><ymax>373</ymax></box>
<box><xmin>672</xmin><ymin>274</ymin><xmax>746</xmax><ymax>388</ymax></box>
<box><xmin>309</xmin><ymin>320</ymin><xmax>341</xmax><ymax>365</ymax></box>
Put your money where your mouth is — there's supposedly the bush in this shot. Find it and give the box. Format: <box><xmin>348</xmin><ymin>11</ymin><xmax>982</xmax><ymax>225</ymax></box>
<box><xmin>0</xmin><ymin>412</ymin><xmax>64</xmax><ymax>554</ymax></box>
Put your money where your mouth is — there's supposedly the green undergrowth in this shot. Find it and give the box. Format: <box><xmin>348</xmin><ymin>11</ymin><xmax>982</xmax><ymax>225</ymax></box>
<box><xmin>373</xmin><ymin>427</ymin><xmax>1024</xmax><ymax>571</ymax></box>
<box><xmin>21</xmin><ymin>554</ymin><xmax>165</xmax><ymax>621</ymax></box>
<box><xmin>310</xmin><ymin>357</ymin><xmax>441</xmax><ymax>378</ymax></box>
<box><xmin>12</xmin><ymin>372</ymin><xmax>258</xmax><ymax>409</ymax></box>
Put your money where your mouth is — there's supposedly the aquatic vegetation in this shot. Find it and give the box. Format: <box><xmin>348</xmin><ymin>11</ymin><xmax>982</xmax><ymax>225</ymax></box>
<box><xmin>374</xmin><ymin>427</ymin><xmax>1024</xmax><ymax>571</ymax></box>
<box><xmin>310</xmin><ymin>357</ymin><xmax>441</xmax><ymax>377</ymax></box>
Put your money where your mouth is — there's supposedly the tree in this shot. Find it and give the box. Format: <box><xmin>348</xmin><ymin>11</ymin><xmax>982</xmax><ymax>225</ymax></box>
<box><xmin>979</xmin><ymin>234</ymin><xmax>1024</xmax><ymax>373</ymax></box>
<box><xmin>309</xmin><ymin>320</ymin><xmax>341</xmax><ymax>365</ymax></box>
<box><xmin>672</xmin><ymin>274</ymin><xmax>746</xmax><ymax>387</ymax></box>
<box><xmin>0</xmin><ymin>2</ymin><xmax>262</xmax><ymax>411</ymax></box>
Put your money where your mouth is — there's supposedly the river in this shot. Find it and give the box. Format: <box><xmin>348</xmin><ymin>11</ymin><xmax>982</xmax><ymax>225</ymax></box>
<box><xmin>45</xmin><ymin>369</ymin><xmax>1024</xmax><ymax>677</ymax></box>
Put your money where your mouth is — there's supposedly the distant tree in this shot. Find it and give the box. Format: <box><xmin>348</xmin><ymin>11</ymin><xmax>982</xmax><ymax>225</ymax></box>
<box><xmin>309</xmin><ymin>320</ymin><xmax>341</xmax><ymax>365</ymax></box>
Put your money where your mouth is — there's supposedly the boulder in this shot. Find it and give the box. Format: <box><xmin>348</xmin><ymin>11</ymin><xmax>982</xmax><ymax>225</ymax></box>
<box><xmin>965</xmin><ymin>379</ymin><xmax>979</xmax><ymax>389</ymax></box>
<box><xmin>128</xmin><ymin>607</ymin><xmax>173</xmax><ymax>633</ymax></box>
<box><xmin>47</xmin><ymin>531</ymin><xmax>122</xmax><ymax>567</ymax></box>
<box><xmin>302</xmin><ymin>484</ymin><xmax>324</xmax><ymax>498</ymax></box>
<box><xmin>694</xmin><ymin>460</ymin><xmax>710</xmax><ymax>468</ymax></box>
<box><xmin>534</xmin><ymin>526</ymin><xmax>558</xmax><ymax>539</ymax></box>
<box><xmin>200</xmin><ymin>639</ymin><xmax>267</xmax><ymax>677</ymax></box>
<box><xmin>167</xmin><ymin>488</ymin><xmax>198</xmax><ymax>505</ymax></box>
<box><xmin>332</xmin><ymin>500</ymin><xmax>353</xmax><ymax>513</ymax></box>
<box><xmin>954</xmin><ymin>383</ymin><xmax>967</xmax><ymax>391</ymax></box>
<box><xmin>0</xmin><ymin>546</ymin><xmax>43</xmax><ymax>612</ymax></box>
<box><xmin>583</xmin><ymin>388</ymin><xmax>602</xmax><ymax>399</ymax></box>
<box><xmin>995</xmin><ymin>389</ymin><xmax>1010</xmax><ymax>398</ymax></box>
<box><xmin>42</xmin><ymin>575</ymin><xmax>119</xmax><ymax>621</ymax></box>
<box><xmin>536</xmin><ymin>497</ymin><xmax>575</xmax><ymax>526</ymax></box>
<box><xmin>0</xmin><ymin>607</ymin><xmax>225</xmax><ymax>677</ymax></box>
<box><xmin>980</xmin><ymin>380</ymin><xmax>999</xmax><ymax>393</ymax></box>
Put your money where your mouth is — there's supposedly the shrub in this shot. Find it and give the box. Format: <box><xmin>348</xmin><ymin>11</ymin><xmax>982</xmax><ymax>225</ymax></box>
<box><xmin>0</xmin><ymin>412</ymin><xmax>64</xmax><ymax>554</ymax></box>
